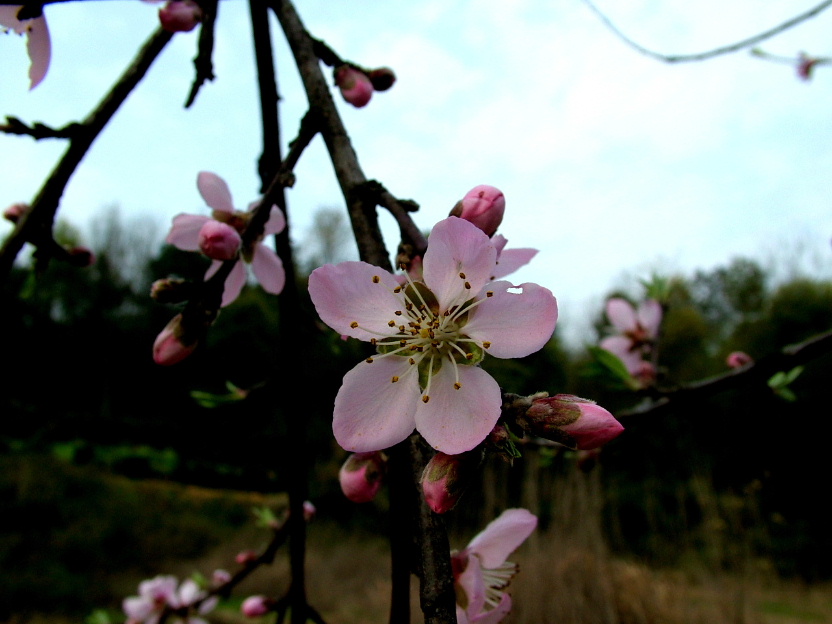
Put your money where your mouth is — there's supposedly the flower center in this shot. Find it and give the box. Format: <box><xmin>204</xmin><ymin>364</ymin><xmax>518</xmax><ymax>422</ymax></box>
<box><xmin>354</xmin><ymin>271</ymin><xmax>494</xmax><ymax>402</ymax></box>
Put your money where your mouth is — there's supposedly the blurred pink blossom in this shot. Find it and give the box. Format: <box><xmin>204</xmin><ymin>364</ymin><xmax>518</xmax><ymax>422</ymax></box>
<box><xmin>339</xmin><ymin>451</ymin><xmax>386</xmax><ymax>503</ymax></box>
<box><xmin>123</xmin><ymin>575</ymin><xmax>217</xmax><ymax>624</ymax></box>
<box><xmin>600</xmin><ymin>297</ymin><xmax>662</xmax><ymax>377</ymax></box>
<box><xmin>153</xmin><ymin>314</ymin><xmax>197</xmax><ymax>366</ymax></box>
<box><xmin>166</xmin><ymin>171</ymin><xmax>286</xmax><ymax>306</ymax></box>
<box><xmin>158</xmin><ymin>0</ymin><xmax>203</xmax><ymax>32</ymax></box>
<box><xmin>726</xmin><ymin>351</ymin><xmax>753</xmax><ymax>368</ymax></box>
<box><xmin>198</xmin><ymin>220</ymin><xmax>241</xmax><ymax>261</ymax></box>
<box><xmin>241</xmin><ymin>595</ymin><xmax>275</xmax><ymax>618</ymax></box>
<box><xmin>452</xmin><ymin>508</ymin><xmax>538</xmax><ymax>624</ymax></box>
<box><xmin>0</xmin><ymin>4</ymin><xmax>50</xmax><ymax>89</ymax></box>
<box><xmin>334</xmin><ymin>65</ymin><xmax>373</xmax><ymax>107</ymax></box>
<box><xmin>309</xmin><ymin>216</ymin><xmax>557</xmax><ymax>455</ymax></box>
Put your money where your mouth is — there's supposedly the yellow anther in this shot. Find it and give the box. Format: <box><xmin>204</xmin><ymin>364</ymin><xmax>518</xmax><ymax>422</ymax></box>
<box><xmin>409</xmin><ymin>358</ymin><xmax>416</xmax><ymax>365</ymax></box>
<box><xmin>365</xmin><ymin>357</ymin><xmax>374</xmax><ymax>363</ymax></box>
<box><xmin>395</xmin><ymin>310</ymin><xmax>403</xmax><ymax>316</ymax></box>
<box><xmin>464</xmin><ymin>281</ymin><xmax>471</xmax><ymax>289</ymax></box>
<box><xmin>388</xmin><ymin>320</ymin><xmax>396</xmax><ymax>327</ymax></box>
<box><xmin>422</xmin><ymin>395</ymin><xmax>430</xmax><ymax>403</ymax></box>
<box><xmin>391</xmin><ymin>376</ymin><xmax>399</xmax><ymax>383</ymax></box>
<box><xmin>486</xmin><ymin>291</ymin><xmax>493</xmax><ymax>297</ymax></box>
<box><xmin>459</xmin><ymin>272</ymin><xmax>466</xmax><ymax>279</ymax></box>
<box><xmin>483</xmin><ymin>341</ymin><xmax>491</xmax><ymax>348</ymax></box>
<box><xmin>350</xmin><ymin>321</ymin><xmax>359</xmax><ymax>328</ymax></box>
<box><xmin>372</xmin><ymin>275</ymin><xmax>380</xmax><ymax>283</ymax></box>
<box><xmin>454</xmin><ymin>382</ymin><xmax>461</xmax><ymax>390</ymax></box>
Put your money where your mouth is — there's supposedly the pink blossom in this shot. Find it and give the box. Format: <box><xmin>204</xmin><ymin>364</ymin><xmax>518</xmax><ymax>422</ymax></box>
<box><xmin>452</xmin><ymin>508</ymin><xmax>537</xmax><ymax>624</ymax></box>
<box><xmin>0</xmin><ymin>4</ymin><xmax>50</xmax><ymax>89</ymax></box>
<box><xmin>599</xmin><ymin>297</ymin><xmax>662</xmax><ymax>377</ymax></box>
<box><xmin>166</xmin><ymin>171</ymin><xmax>286</xmax><ymax>306</ymax></box>
<box><xmin>235</xmin><ymin>549</ymin><xmax>258</xmax><ymax>565</ymax></box>
<box><xmin>241</xmin><ymin>595</ymin><xmax>275</xmax><ymax>618</ymax></box>
<box><xmin>3</xmin><ymin>202</ymin><xmax>28</xmax><ymax>223</ymax></box>
<box><xmin>308</xmin><ymin>216</ymin><xmax>558</xmax><ymax>455</ymax></box>
<box><xmin>153</xmin><ymin>314</ymin><xmax>197</xmax><ymax>366</ymax></box>
<box><xmin>302</xmin><ymin>500</ymin><xmax>317</xmax><ymax>521</ymax></box>
<box><xmin>726</xmin><ymin>351</ymin><xmax>753</xmax><ymax>369</ymax></box>
<box><xmin>123</xmin><ymin>575</ymin><xmax>217</xmax><ymax>624</ymax></box>
<box><xmin>158</xmin><ymin>0</ymin><xmax>203</xmax><ymax>33</ymax></box>
<box><xmin>421</xmin><ymin>449</ymin><xmax>482</xmax><ymax>514</ymax></box>
<box><xmin>334</xmin><ymin>65</ymin><xmax>373</xmax><ymax>107</ymax></box>
<box><xmin>339</xmin><ymin>451</ymin><xmax>386</xmax><ymax>503</ymax></box>
<box><xmin>454</xmin><ymin>185</ymin><xmax>506</xmax><ymax>237</ymax></box>
<box><xmin>368</xmin><ymin>66</ymin><xmax>396</xmax><ymax>91</ymax></box>
<box><xmin>522</xmin><ymin>394</ymin><xmax>623</xmax><ymax>450</ymax></box>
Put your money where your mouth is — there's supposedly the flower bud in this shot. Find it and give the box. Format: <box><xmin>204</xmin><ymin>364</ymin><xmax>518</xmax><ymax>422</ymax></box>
<box><xmin>159</xmin><ymin>0</ymin><xmax>203</xmax><ymax>33</ymax></box>
<box><xmin>519</xmin><ymin>394</ymin><xmax>623</xmax><ymax>450</ymax></box>
<box><xmin>450</xmin><ymin>185</ymin><xmax>505</xmax><ymax>237</ymax></box>
<box><xmin>198</xmin><ymin>220</ymin><xmax>241</xmax><ymax>261</ymax></box>
<box><xmin>726</xmin><ymin>351</ymin><xmax>753</xmax><ymax>369</ymax></box>
<box><xmin>334</xmin><ymin>65</ymin><xmax>373</xmax><ymax>108</ymax></box>
<box><xmin>420</xmin><ymin>449</ymin><xmax>483</xmax><ymax>514</ymax></box>
<box><xmin>211</xmin><ymin>569</ymin><xmax>231</xmax><ymax>586</ymax></box>
<box><xmin>302</xmin><ymin>501</ymin><xmax>316</xmax><ymax>522</ymax></box>
<box><xmin>339</xmin><ymin>451</ymin><xmax>387</xmax><ymax>503</ymax></box>
<box><xmin>367</xmin><ymin>66</ymin><xmax>396</xmax><ymax>91</ymax></box>
<box><xmin>3</xmin><ymin>202</ymin><xmax>28</xmax><ymax>223</ymax></box>
<box><xmin>241</xmin><ymin>595</ymin><xmax>276</xmax><ymax>618</ymax></box>
<box><xmin>235</xmin><ymin>549</ymin><xmax>258</xmax><ymax>566</ymax></box>
<box><xmin>152</xmin><ymin>314</ymin><xmax>197</xmax><ymax>366</ymax></box>
<box><xmin>150</xmin><ymin>277</ymin><xmax>192</xmax><ymax>304</ymax></box>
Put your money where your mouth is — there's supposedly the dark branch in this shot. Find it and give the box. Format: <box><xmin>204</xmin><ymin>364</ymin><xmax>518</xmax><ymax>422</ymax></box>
<box><xmin>0</xmin><ymin>116</ymin><xmax>82</xmax><ymax>140</ymax></box>
<box><xmin>184</xmin><ymin>0</ymin><xmax>219</xmax><ymax>108</ymax></box>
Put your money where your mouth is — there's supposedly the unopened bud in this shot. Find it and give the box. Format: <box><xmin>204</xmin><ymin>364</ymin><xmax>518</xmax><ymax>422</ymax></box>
<box><xmin>3</xmin><ymin>202</ymin><xmax>28</xmax><ymax>223</ymax></box>
<box><xmin>334</xmin><ymin>65</ymin><xmax>373</xmax><ymax>108</ymax></box>
<box><xmin>368</xmin><ymin>66</ymin><xmax>396</xmax><ymax>91</ymax></box>
<box><xmin>159</xmin><ymin>0</ymin><xmax>203</xmax><ymax>32</ymax></box>
<box><xmin>726</xmin><ymin>351</ymin><xmax>753</xmax><ymax>369</ymax></box>
<box><xmin>198</xmin><ymin>220</ymin><xmax>241</xmax><ymax>261</ymax></box>
<box><xmin>241</xmin><ymin>595</ymin><xmax>276</xmax><ymax>618</ymax></box>
<box><xmin>152</xmin><ymin>314</ymin><xmax>197</xmax><ymax>366</ymax></box>
<box><xmin>150</xmin><ymin>277</ymin><xmax>192</xmax><ymax>304</ymax></box>
<box><xmin>450</xmin><ymin>185</ymin><xmax>505</xmax><ymax>236</ymax></box>
<box><xmin>67</xmin><ymin>246</ymin><xmax>96</xmax><ymax>267</ymax></box>
<box><xmin>212</xmin><ymin>569</ymin><xmax>231</xmax><ymax>586</ymax></box>
<box><xmin>235</xmin><ymin>549</ymin><xmax>258</xmax><ymax>566</ymax></box>
<box><xmin>420</xmin><ymin>449</ymin><xmax>483</xmax><ymax>514</ymax></box>
<box><xmin>519</xmin><ymin>394</ymin><xmax>623</xmax><ymax>450</ymax></box>
<box><xmin>302</xmin><ymin>501</ymin><xmax>316</xmax><ymax>522</ymax></box>
<box><xmin>339</xmin><ymin>451</ymin><xmax>387</xmax><ymax>503</ymax></box>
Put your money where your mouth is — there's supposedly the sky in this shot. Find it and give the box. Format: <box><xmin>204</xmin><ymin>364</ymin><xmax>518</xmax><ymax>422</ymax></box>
<box><xmin>2</xmin><ymin>0</ymin><xmax>832</xmax><ymax>347</ymax></box>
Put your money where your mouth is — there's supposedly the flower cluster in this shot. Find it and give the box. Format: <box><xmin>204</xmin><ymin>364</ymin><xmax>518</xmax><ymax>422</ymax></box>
<box><xmin>599</xmin><ymin>297</ymin><xmax>662</xmax><ymax>384</ymax></box>
<box><xmin>334</xmin><ymin>64</ymin><xmax>396</xmax><ymax>107</ymax></box>
<box><xmin>452</xmin><ymin>508</ymin><xmax>537</xmax><ymax>624</ymax></box>
<box><xmin>0</xmin><ymin>4</ymin><xmax>50</xmax><ymax>89</ymax></box>
<box><xmin>123</xmin><ymin>575</ymin><xmax>218</xmax><ymax>624</ymax></box>
<box><xmin>309</xmin><ymin>215</ymin><xmax>558</xmax><ymax>455</ymax></box>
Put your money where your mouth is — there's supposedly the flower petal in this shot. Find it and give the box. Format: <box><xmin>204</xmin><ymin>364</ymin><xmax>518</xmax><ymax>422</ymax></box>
<box><xmin>333</xmin><ymin>358</ymin><xmax>420</xmax><ymax>451</ymax></box>
<box><xmin>491</xmin><ymin>247</ymin><xmax>537</xmax><ymax>280</ymax></box>
<box><xmin>415</xmin><ymin>364</ymin><xmax>502</xmax><ymax>454</ymax></box>
<box><xmin>599</xmin><ymin>335</ymin><xmax>642</xmax><ymax>375</ymax></box>
<box><xmin>197</xmin><ymin>171</ymin><xmax>235</xmax><ymax>214</ymax></box>
<box><xmin>471</xmin><ymin>593</ymin><xmax>512</xmax><ymax>624</ymax></box>
<box><xmin>205</xmin><ymin>260</ymin><xmax>247</xmax><ymax>307</ymax></box>
<box><xmin>457</xmin><ymin>554</ymin><xmax>487</xmax><ymax>617</ymax></box>
<box><xmin>25</xmin><ymin>14</ymin><xmax>49</xmax><ymax>89</ymax></box>
<box><xmin>464</xmin><ymin>281</ymin><xmax>557</xmax><ymax>359</ymax></box>
<box><xmin>422</xmin><ymin>217</ymin><xmax>496</xmax><ymax>311</ymax></box>
<box><xmin>123</xmin><ymin>597</ymin><xmax>154</xmax><ymax>621</ymax></box>
<box><xmin>166</xmin><ymin>214</ymin><xmax>210</xmax><ymax>250</ymax></box>
<box><xmin>262</xmin><ymin>205</ymin><xmax>286</xmax><ymax>235</ymax></box>
<box><xmin>466</xmin><ymin>508</ymin><xmax>537</xmax><ymax>569</ymax></box>
<box><xmin>308</xmin><ymin>261</ymin><xmax>405</xmax><ymax>340</ymax></box>
<box><xmin>606</xmin><ymin>298</ymin><xmax>636</xmax><ymax>332</ymax></box>
<box><xmin>251</xmin><ymin>244</ymin><xmax>285</xmax><ymax>295</ymax></box>
<box><xmin>637</xmin><ymin>299</ymin><xmax>663</xmax><ymax>338</ymax></box>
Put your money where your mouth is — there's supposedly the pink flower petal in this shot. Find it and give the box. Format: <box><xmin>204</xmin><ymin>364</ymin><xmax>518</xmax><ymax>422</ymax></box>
<box><xmin>470</xmin><ymin>593</ymin><xmax>512</xmax><ymax>624</ymax></box>
<box><xmin>25</xmin><ymin>14</ymin><xmax>49</xmax><ymax>89</ymax></box>
<box><xmin>492</xmin><ymin>247</ymin><xmax>537</xmax><ymax>280</ymax></box>
<box><xmin>251</xmin><ymin>244</ymin><xmax>285</xmax><ymax>295</ymax></box>
<box><xmin>456</xmin><ymin>553</ymin><xmax>487</xmax><ymax>616</ymax></box>
<box><xmin>606</xmin><ymin>298</ymin><xmax>636</xmax><ymax>332</ymax></box>
<box><xmin>637</xmin><ymin>299</ymin><xmax>663</xmax><ymax>338</ymax></box>
<box><xmin>422</xmin><ymin>217</ymin><xmax>496</xmax><ymax>311</ymax></box>
<box><xmin>308</xmin><ymin>261</ymin><xmax>406</xmax><ymax>340</ymax></box>
<box><xmin>415</xmin><ymin>364</ymin><xmax>502</xmax><ymax>454</ymax></box>
<box><xmin>464</xmin><ymin>281</ymin><xmax>557</xmax><ymax>359</ymax></box>
<box><xmin>166</xmin><ymin>213</ymin><xmax>210</xmax><ymax>250</ymax></box>
<box><xmin>123</xmin><ymin>597</ymin><xmax>154</xmax><ymax>621</ymax></box>
<box><xmin>197</xmin><ymin>171</ymin><xmax>235</xmax><ymax>214</ymax></box>
<box><xmin>262</xmin><ymin>205</ymin><xmax>286</xmax><ymax>235</ymax></box>
<box><xmin>206</xmin><ymin>259</ymin><xmax>247</xmax><ymax>307</ymax></box>
<box><xmin>600</xmin><ymin>335</ymin><xmax>643</xmax><ymax>375</ymax></box>
<box><xmin>333</xmin><ymin>358</ymin><xmax>420</xmax><ymax>451</ymax></box>
<box><xmin>466</xmin><ymin>508</ymin><xmax>537</xmax><ymax>569</ymax></box>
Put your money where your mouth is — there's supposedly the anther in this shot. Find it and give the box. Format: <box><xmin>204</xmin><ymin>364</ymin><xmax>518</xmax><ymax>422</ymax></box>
<box><xmin>394</xmin><ymin>286</ymin><xmax>402</xmax><ymax>293</ymax></box>
<box><xmin>388</xmin><ymin>320</ymin><xmax>396</xmax><ymax>327</ymax></box>
<box><xmin>459</xmin><ymin>272</ymin><xmax>466</xmax><ymax>279</ymax></box>
<box><xmin>483</xmin><ymin>341</ymin><xmax>491</xmax><ymax>348</ymax></box>
<box><xmin>365</xmin><ymin>357</ymin><xmax>374</xmax><ymax>363</ymax></box>
<box><xmin>454</xmin><ymin>383</ymin><xmax>462</xmax><ymax>390</ymax></box>
<box><xmin>464</xmin><ymin>282</ymin><xmax>471</xmax><ymax>289</ymax></box>
<box><xmin>372</xmin><ymin>275</ymin><xmax>380</xmax><ymax>283</ymax></box>
<box><xmin>350</xmin><ymin>321</ymin><xmax>359</xmax><ymax>328</ymax></box>
<box><xmin>422</xmin><ymin>395</ymin><xmax>430</xmax><ymax>403</ymax></box>
<box><xmin>395</xmin><ymin>310</ymin><xmax>403</xmax><ymax>316</ymax></box>
<box><xmin>391</xmin><ymin>376</ymin><xmax>399</xmax><ymax>383</ymax></box>
<box><xmin>486</xmin><ymin>291</ymin><xmax>494</xmax><ymax>297</ymax></box>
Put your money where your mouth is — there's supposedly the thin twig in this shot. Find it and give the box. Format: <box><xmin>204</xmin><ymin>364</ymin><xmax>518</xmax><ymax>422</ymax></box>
<box><xmin>581</xmin><ymin>0</ymin><xmax>832</xmax><ymax>63</ymax></box>
<box><xmin>184</xmin><ymin>0</ymin><xmax>218</xmax><ymax>108</ymax></box>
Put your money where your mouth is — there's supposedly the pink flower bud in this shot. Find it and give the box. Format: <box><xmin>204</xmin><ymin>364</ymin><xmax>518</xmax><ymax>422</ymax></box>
<box><xmin>198</xmin><ymin>220</ymin><xmax>241</xmax><ymax>261</ymax></box>
<box><xmin>726</xmin><ymin>351</ymin><xmax>753</xmax><ymax>369</ymax></box>
<box><xmin>235</xmin><ymin>549</ymin><xmax>258</xmax><ymax>566</ymax></box>
<box><xmin>67</xmin><ymin>246</ymin><xmax>96</xmax><ymax>267</ymax></box>
<box><xmin>158</xmin><ymin>0</ymin><xmax>203</xmax><ymax>33</ymax></box>
<box><xmin>420</xmin><ymin>450</ymin><xmax>483</xmax><ymax>514</ymax></box>
<box><xmin>520</xmin><ymin>394</ymin><xmax>623</xmax><ymax>450</ymax></box>
<box><xmin>450</xmin><ymin>185</ymin><xmax>506</xmax><ymax>236</ymax></box>
<box><xmin>338</xmin><ymin>451</ymin><xmax>387</xmax><ymax>503</ymax></box>
<box><xmin>302</xmin><ymin>501</ymin><xmax>316</xmax><ymax>521</ymax></box>
<box><xmin>334</xmin><ymin>65</ymin><xmax>373</xmax><ymax>108</ymax></box>
<box><xmin>367</xmin><ymin>67</ymin><xmax>396</xmax><ymax>91</ymax></box>
<box><xmin>3</xmin><ymin>202</ymin><xmax>28</xmax><ymax>223</ymax></box>
<box><xmin>212</xmin><ymin>569</ymin><xmax>231</xmax><ymax>586</ymax></box>
<box><xmin>241</xmin><ymin>595</ymin><xmax>275</xmax><ymax>618</ymax></box>
<box><xmin>152</xmin><ymin>314</ymin><xmax>197</xmax><ymax>366</ymax></box>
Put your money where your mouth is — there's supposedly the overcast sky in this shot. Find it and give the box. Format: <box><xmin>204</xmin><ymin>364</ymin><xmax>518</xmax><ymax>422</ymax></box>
<box><xmin>2</xmin><ymin>0</ymin><xmax>832</xmax><ymax>346</ymax></box>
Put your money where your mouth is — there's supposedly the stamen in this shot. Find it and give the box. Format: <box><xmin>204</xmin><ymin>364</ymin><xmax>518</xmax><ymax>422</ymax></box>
<box><xmin>372</xmin><ymin>275</ymin><xmax>380</xmax><ymax>283</ymax></box>
<box><xmin>391</xmin><ymin>376</ymin><xmax>399</xmax><ymax>383</ymax></box>
<box><xmin>365</xmin><ymin>357</ymin><xmax>374</xmax><ymax>363</ymax></box>
<box><xmin>350</xmin><ymin>321</ymin><xmax>359</xmax><ymax>328</ymax></box>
